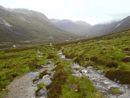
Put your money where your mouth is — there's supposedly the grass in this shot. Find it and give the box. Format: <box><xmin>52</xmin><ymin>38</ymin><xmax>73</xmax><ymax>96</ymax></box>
<box><xmin>0</xmin><ymin>44</ymin><xmax>102</xmax><ymax>98</ymax></box>
<box><xmin>62</xmin><ymin>30</ymin><xmax>130</xmax><ymax>85</ymax></box>
<box><xmin>60</xmin><ymin>76</ymin><xmax>103</xmax><ymax>98</ymax></box>
<box><xmin>36</xmin><ymin>83</ymin><xmax>46</xmax><ymax>97</ymax></box>
<box><xmin>47</xmin><ymin>58</ymin><xmax>103</xmax><ymax>98</ymax></box>
<box><xmin>0</xmin><ymin>45</ymin><xmax>58</xmax><ymax>97</ymax></box>
<box><xmin>1</xmin><ymin>30</ymin><xmax>130</xmax><ymax>98</ymax></box>
<box><xmin>37</xmin><ymin>83</ymin><xmax>45</xmax><ymax>89</ymax></box>
<box><xmin>0</xmin><ymin>43</ymin><xmax>102</xmax><ymax>98</ymax></box>
<box><xmin>108</xmin><ymin>87</ymin><xmax>122</xmax><ymax>95</ymax></box>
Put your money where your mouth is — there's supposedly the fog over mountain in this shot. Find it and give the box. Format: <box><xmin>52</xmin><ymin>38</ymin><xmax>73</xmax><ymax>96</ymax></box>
<box><xmin>0</xmin><ymin>6</ymin><xmax>77</xmax><ymax>43</ymax></box>
<box><xmin>51</xmin><ymin>19</ymin><xmax>91</xmax><ymax>35</ymax></box>
<box><xmin>0</xmin><ymin>5</ymin><xmax>130</xmax><ymax>44</ymax></box>
<box><xmin>50</xmin><ymin>16</ymin><xmax>130</xmax><ymax>38</ymax></box>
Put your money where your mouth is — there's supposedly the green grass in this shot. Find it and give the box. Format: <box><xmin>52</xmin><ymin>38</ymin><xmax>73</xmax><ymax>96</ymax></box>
<box><xmin>47</xmin><ymin>58</ymin><xmax>103</xmax><ymax>98</ymax></box>
<box><xmin>1</xmin><ymin>30</ymin><xmax>130</xmax><ymax>98</ymax></box>
<box><xmin>37</xmin><ymin>83</ymin><xmax>45</xmax><ymax>89</ymax></box>
<box><xmin>62</xmin><ymin>30</ymin><xmax>130</xmax><ymax>85</ymax></box>
<box><xmin>0</xmin><ymin>44</ymin><xmax>101</xmax><ymax>98</ymax></box>
<box><xmin>108</xmin><ymin>87</ymin><xmax>122</xmax><ymax>95</ymax></box>
<box><xmin>0</xmin><ymin>45</ymin><xmax>58</xmax><ymax>97</ymax></box>
<box><xmin>60</xmin><ymin>76</ymin><xmax>103</xmax><ymax>98</ymax></box>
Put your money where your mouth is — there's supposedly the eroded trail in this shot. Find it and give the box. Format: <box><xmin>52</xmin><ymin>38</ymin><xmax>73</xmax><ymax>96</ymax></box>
<box><xmin>5</xmin><ymin>72</ymin><xmax>38</xmax><ymax>98</ymax></box>
<box><xmin>59</xmin><ymin>51</ymin><xmax>130</xmax><ymax>98</ymax></box>
<box><xmin>5</xmin><ymin>64</ymin><xmax>55</xmax><ymax>98</ymax></box>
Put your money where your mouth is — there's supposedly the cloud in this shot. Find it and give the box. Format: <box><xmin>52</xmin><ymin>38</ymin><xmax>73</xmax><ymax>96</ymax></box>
<box><xmin>0</xmin><ymin>0</ymin><xmax>130</xmax><ymax>24</ymax></box>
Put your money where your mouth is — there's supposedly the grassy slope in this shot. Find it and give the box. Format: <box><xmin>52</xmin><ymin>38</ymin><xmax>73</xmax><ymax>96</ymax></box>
<box><xmin>62</xmin><ymin>30</ymin><xmax>130</xmax><ymax>84</ymax></box>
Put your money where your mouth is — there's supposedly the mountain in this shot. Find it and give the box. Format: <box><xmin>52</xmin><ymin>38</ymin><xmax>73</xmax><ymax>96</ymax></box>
<box><xmin>112</xmin><ymin>16</ymin><xmax>130</xmax><ymax>32</ymax></box>
<box><xmin>51</xmin><ymin>19</ymin><xmax>91</xmax><ymax>35</ymax></box>
<box><xmin>83</xmin><ymin>16</ymin><xmax>130</xmax><ymax>38</ymax></box>
<box><xmin>0</xmin><ymin>6</ymin><xmax>77</xmax><ymax>43</ymax></box>
<box><xmin>51</xmin><ymin>16</ymin><xmax>130</xmax><ymax>38</ymax></box>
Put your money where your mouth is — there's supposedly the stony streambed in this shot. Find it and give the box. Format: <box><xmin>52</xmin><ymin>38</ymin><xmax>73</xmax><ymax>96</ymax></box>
<box><xmin>71</xmin><ymin>63</ymin><xmax>130</xmax><ymax>98</ymax></box>
<box><xmin>59</xmin><ymin>51</ymin><xmax>130</xmax><ymax>98</ymax></box>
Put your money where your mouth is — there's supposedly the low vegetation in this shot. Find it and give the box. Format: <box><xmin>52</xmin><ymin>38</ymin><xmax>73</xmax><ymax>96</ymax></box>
<box><xmin>0</xmin><ymin>43</ymin><xmax>102</xmax><ymax>98</ymax></box>
<box><xmin>62</xmin><ymin>30</ymin><xmax>130</xmax><ymax>85</ymax></box>
<box><xmin>0</xmin><ymin>45</ymin><xmax>57</xmax><ymax>97</ymax></box>
<box><xmin>1</xmin><ymin>30</ymin><xmax>130</xmax><ymax>98</ymax></box>
<box><xmin>108</xmin><ymin>87</ymin><xmax>122</xmax><ymax>95</ymax></box>
<box><xmin>47</xmin><ymin>58</ymin><xmax>103</xmax><ymax>98</ymax></box>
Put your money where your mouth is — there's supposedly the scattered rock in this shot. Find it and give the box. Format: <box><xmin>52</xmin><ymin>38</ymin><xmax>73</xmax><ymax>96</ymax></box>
<box><xmin>35</xmin><ymin>88</ymin><xmax>47</xmax><ymax>98</ymax></box>
<box><xmin>71</xmin><ymin>63</ymin><xmax>81</xmax><ymax>69</ymax></box>
<box><xmin>38</xmin><ymin>75</ymin><xmax>52</xmax><ymax>86</ymax></box>
<box><xmin>122</xmin><ymin>56</ymin><xmax>130</xmax><ymax>62</ymax></box>
<box><xmin>70</xmin><ymin>84</ymin><xmax>80</xmax><ymax>92</ymax></box>
<box><xmin>33</xmin><ymin>77</ymin><xmax>39</xmax><ymax>84</ymax></box>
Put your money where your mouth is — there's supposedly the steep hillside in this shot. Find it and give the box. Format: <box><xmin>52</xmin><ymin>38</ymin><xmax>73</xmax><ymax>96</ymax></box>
<box><xmin>0</xmin><ymin>6</ymin><xmax>76</xmax><ymax>43</ymax></box>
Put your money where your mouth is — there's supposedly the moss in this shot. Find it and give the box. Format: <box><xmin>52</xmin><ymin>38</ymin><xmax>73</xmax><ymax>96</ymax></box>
<box><xmin>108</xmin><ymin>87</ymin><xmax>122</xmax><ymax>95</ymax></box>
<box><xmin>37</xmin><ymin>83</ymin><xmax>45</xmax><ymax>89</ymax></box>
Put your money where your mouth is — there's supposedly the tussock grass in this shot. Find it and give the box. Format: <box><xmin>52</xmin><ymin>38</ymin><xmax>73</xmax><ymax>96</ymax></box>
<box><xmin>62</xmin><ymin>30</ymin><xmax>130</xmax><ymax>85</ymax></box>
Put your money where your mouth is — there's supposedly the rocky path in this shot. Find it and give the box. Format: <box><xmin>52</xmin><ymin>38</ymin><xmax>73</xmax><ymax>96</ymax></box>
<box><xmin>5</xmin><ymin>72</ymin><xmax>38</xmax><ymax>98</ymax></box>
<box><xmin>5</xmin><ymin>64</ymin><xmax>55</xmax><ymax>98</ymax></box>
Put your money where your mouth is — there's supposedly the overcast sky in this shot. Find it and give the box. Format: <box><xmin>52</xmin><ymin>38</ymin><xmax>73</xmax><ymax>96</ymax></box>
<box><xmin>0</xmin><ymin>0</ymin><xmax>130</xmax><ymax>25</ymax></box>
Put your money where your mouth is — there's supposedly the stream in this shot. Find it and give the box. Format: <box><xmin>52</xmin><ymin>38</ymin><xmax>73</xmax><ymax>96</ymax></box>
<box><xmin>58</xmin><ymin>51</ymin><xmax>130</xmax><ymax>98</ymax></box>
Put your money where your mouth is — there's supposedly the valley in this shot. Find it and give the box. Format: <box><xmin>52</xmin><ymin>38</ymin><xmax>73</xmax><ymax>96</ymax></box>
<box><xmin>0</xmin><ymin>30</ymin><xmax>130</xmax><ymax>98</ymax></box>
<box><xmin>0</xmin><ymin>4</ymin><xmax>130</xmax><ymax>98</ymax></box>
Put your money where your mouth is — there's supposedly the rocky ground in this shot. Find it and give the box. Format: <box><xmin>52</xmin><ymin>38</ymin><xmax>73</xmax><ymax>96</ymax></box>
<box><xmin>5</xmin><ymin>51</ymin><xmax>130</xmax><ymax>98</ymax></box>
<box><xmin>5</xmin><ymin>72</ymin><xmax>38</xmax><ymax>98</ymax></box>
<box><xmin>5</xmin><ymin>64</ymin><xmax>55</xmax><ymax>98</ymax></box>
<box><xmin>59</xmin><ymin>51</ymin><xmax>130</xmax><ymax>98</ymax></box>
<box><xmin>71</xmin><ymin>63</ymin><xmax>130</xmax><ymax>98</ymax></box>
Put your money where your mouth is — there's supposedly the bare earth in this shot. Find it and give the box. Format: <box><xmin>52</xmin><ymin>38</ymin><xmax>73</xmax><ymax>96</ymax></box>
<box><xmin>5</xmin><ymin>72</ymin><xmax>38</xmax><ymax>98</ymax></box>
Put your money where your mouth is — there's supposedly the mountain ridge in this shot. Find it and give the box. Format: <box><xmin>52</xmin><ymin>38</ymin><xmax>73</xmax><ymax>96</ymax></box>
<box><xmin>0</xmin><ymin>6</ymin><xmax>77</xmax><ymax>43</ymax></box>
